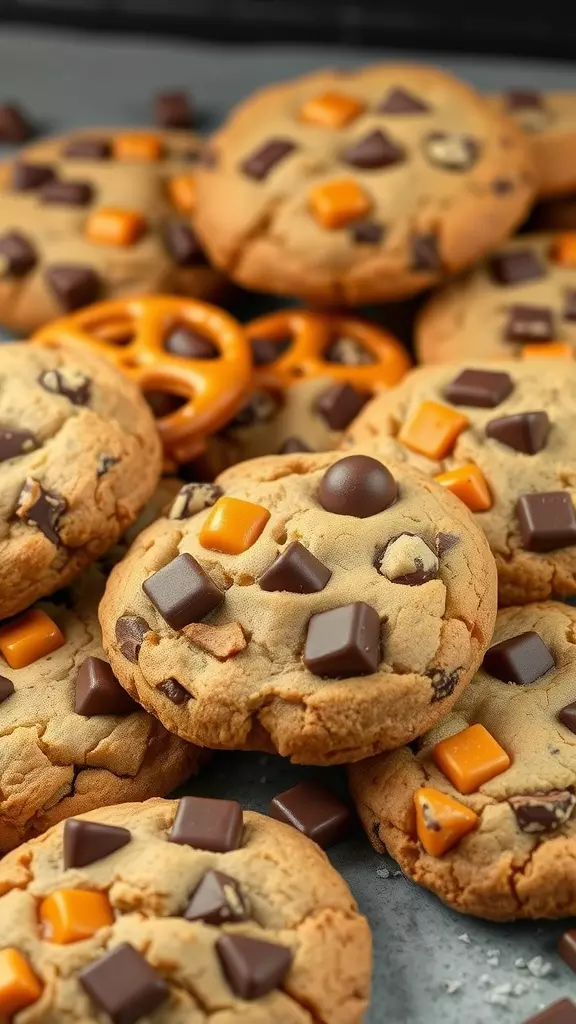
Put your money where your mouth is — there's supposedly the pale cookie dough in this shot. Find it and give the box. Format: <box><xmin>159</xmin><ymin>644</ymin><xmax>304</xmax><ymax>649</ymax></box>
<box><xmin>490</xmin><ymin>90</ymin><xmax>576</xmax><ymax>199</ymax></box>
<box><xmin>99</xmin><ymin>453</ymin><xmax>497</xmax><ymax>765</ymax></box>
<box><xmin>344</xmin><ymin>360</ymin><xmax>576</xmax><ymax>605</ymax></box>
<box><xmin>0</xmin><ymin>340</ymin><xmax>161</xmax><ymax>619</ymax></box>
<box><xmin>0</xmin><ymin>126</ymin><xmax>225</xmax><ymax>335</ymax></box>
<box><xmin>194</xmin><ymin>65</ymin><xmax>535</xmax><ymax>305</ymax></box>
<box><xmin>349</xmin><ymin>602</ymin><xmax>576</xmax><ymax>921</ymax></box>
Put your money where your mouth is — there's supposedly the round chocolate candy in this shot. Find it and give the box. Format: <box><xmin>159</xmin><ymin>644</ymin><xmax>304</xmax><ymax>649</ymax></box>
<box><xmin>318</xmin><ymin>454</ymin><xmax>397</xmax><ymax>518</ymax></box>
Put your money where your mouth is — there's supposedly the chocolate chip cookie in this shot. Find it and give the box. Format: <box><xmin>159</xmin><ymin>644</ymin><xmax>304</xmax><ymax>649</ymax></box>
<box><xmin>0</xmin><ymin>796</ymin><xmax>371</xmax><ymax>1022</ymax></box>
<box><xmin>0</xmin><ymin>126</ymin><xmax>224</xmax><ymax>335</ymax></box>
<box><xmin>344</xmin><ymin>360</ymin><xmax>576</xmax><ymax>606</ymax></box>
<box><xmin>99</xmin><ymin>455</ymin><xmax>497</xmax><ymax>765</ymax></box>
<box><xmin>490</xmin><ymin>90</ymin><xmax>576</xmax><ymax>200</ymax></box>
<box><xmin>194</xmin><ymin>65</ymin><xmax>535</xmax><ymax>305</ymax></box>
<box><xmin>350</xmin><ymin>602</ymin><xmax>576</xmax><ymax>920</ymax></box>
<box><xmin>0</xmin><ymin>339</ymin><xmax>161</xmax><ymax>619</ymax></box>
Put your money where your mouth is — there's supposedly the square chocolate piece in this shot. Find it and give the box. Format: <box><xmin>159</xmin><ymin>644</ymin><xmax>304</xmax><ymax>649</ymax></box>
<box><xmin>169</xmin><ymin>796</ymin><xmax>243</xmax><ymax>852</ymax></box>
<box><xmin>483</xmin><ymin>631</ymin><xmax>554</xmax><ymax>685</ymax></box>
<box><xmin>304</xmin><ymin>602</ymin><xmax>381</xmax><ymax>678</ymax></box>
<box><xmin>79</xmin><ymin>943</ymin><xmax>168</xmax><ymax>1024</ymax></box>
<box><xmin>516</xmin><ymin>492</ymin><xmax>576</xmax><ymax>552</ymax></box>
<box><xmin>269</xmin><ymin>780</ymin><xmax>352</xmax><ymax>848</ymax></box>
<box><xmin>142</xmin><ymin>552</ymin><xmax>223</xmax><ymax>630</ymax></box>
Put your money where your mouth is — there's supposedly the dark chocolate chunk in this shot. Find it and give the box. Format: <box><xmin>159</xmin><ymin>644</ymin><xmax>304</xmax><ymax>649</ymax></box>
<box><xmin>428</xmin><ymin>667</ymin><xmax>460</xmax><ymax>701</ymax></box>
<box><xmin>142</xmin><ymin>552</ymin><xmax>223</xmax><ymax>630</ymax></box>
<box><xmin>378</xmin><ymin>87</ymin><xmax>430</xmax><ymax>114</ymax></box>
<box><xmin>184</xmin><ymin>869</ymin><xmax>249</xmax><ymax>925</ymax></box>
<box><xmin>216</xmin><ymin>934</ymin><xmax>292</xmax><ymax>1000</ymax></box>
<box><xmin>0</xmin><ymin>427</ymin><xmax>38</xmax><ymax>461</ymax></box>
<box><xmin>0</xmin><ymin>676</ymin><xmax>14</xmax><ymax>704</ymax></box>
<box><xmin>0</xmin><ymin>103</ymin><xmax>33</xmax><ymax>142</ymax></box>
<box><xmin>483</xmin><ymin>630</ymin><xmax>554</xmax><ymax>685</ymax></box>
<box><xmin>75</xmin><ymin>656</ymin><xmax>137</xmax><ymax>716</ymax></box>
<box><xmin>12</xmin><ymin>161</ymin><xmax>56</xmax><ymax>192</ymax></box>
<box><xmin>45</xmin><ymin>264</ymin><xmax>101</xmax><ymax>312</ymax></box>
<box><xmin>504</xmin><ymin>304</ymin><xmax>555</xmax><ymax>343</ymax></box>
<box><xmin>486</xmin><ymin>411</ymin><xmax>550</xmax><ymax>454</ymax></box>
<box><xmin>304</xmin><ymin>602</ymin><xmax>381</xmax><ymax>677</ymax></box>
<box><xmin>164</xmin><ymin>325</ymin><xmax>218</xmax><ymax>359</ymax></box>
<box><xmin>63</xmin><ymin>817</ymin><xmax>131</xmax><ymax>868</ymax></box>
<box><xmin>342</xmin><ymin>129</ymin><xmax>405</xmax><ymax>169</ymax></box>
<box><xmin>240</xmin><ymin>139</ymin><xmax>297</xmax><ymax>181</ymax></box>
<box><xmin>563</xmin><ymin>289</ymin><xmax>576</xmax><ymax>322</ymax></box>
<box><xmin>259</xmin><ymin>540</ymin><xmax>331</xmax><ymax>594</ymax></box>
<box><xmin>40</xmin><ymin>179</ymin><xmax>93</xmax><ymax>206</ymax></box>
<box><xmin>159</xmin><ymin>678</ymin><xmax>191</xmax><ymax>705</ymax></box>
<box><xmin>63</xmin><ymin>136</ymin><xmax>111</xmax><ymax>160</ymax></box>
<box><xmin>38</xmin><ymin>368</ymin><xmax>91</xmax><ymax>406</ymax></box>
<box><xmin>269</xmin><ymin>780</ymin><xmax>352</xmax><ymax>848</ymax></box>
<box><xmin>169</xmin><ymin>796</ymin><xmax>243</xmax><ymax>852</ymax></box>
<box><xmin>154</xmin><ymin>90</ymin><xmax>194</xmax><ymax>129</ymax></box>
<box><xmin>0</xmin><ymin>231</ymin><xmax>38</xmax><ymax>276</ymax></box>
<box><xmin>444</xmin><ymin>368</ymin><xmax>513</xmax><ymax>408</ymax></box>
<box><xmin>435</xmin><ymin>532</ymin><xmax>459</xmax><ymax>556</ymax></box>
<box><xmin>79</xmin><ymin>943</ymin><xmax>169</xmax><ymax>1024</ymax></box>
<box><xmin>16</xmin><ymin>478</ymin><xmax>67</xmax><ymax>545</ymax></box>
<box><xmin>505</xmin><ymin>89</ymin><xmax>543</xmax><ymax>110</ymax></box>
<box><xmin>316</xmin><ymin>382</ymin><xmax>370</xmax><ymax>431</ymax></box>
<box><xmin>250</xmin><ymin>335</ymin><xmax>291</xmax><ymax>366</ymax></box>
<box><xmin>318</xmin><ymin>454</ymin><xmax>397</xmax><ymax>518</ymax></box>
<box><xmin>168</xmin><ymin>482</ymin><xmax>223</xmax><ymax>520</ymax></box>
<box><xmin>350</xmin><ymin>220</ymin><xmax>385</xmax><ymax>245</ymax></box>
<box><xmin>489</xmin><ymin>249</ymin><xmax>545</xmax><ymax>285</ymax></box>
<box><xmin>521</xmin><ymin>1001</ymin><xmax>576</xmax><ymax>1024</ymax></box>
<box><xmin>278</xmin><ymin>437</ymin><xmax>313</xmax><ymax>454</ymax></box>
<box><xmin>516</xmin><ymin>492</ymin><xmax>576</xmax><ymax>552</ymax></box>
<box><xmin>559</xmin><ymin>701</ymin><xmax>576</xmax><ymax>735</ymax></box>
<box><xmin>424</xmin><ymin>132</ymin><xmax>479</xmax><ymax>171</ymax></box>
<box><xmin>97</xmin><ymin>454</ymin><xmax>119</xmax><ymax>477</ymax></box>
<box><xmin>411</xmin><ymin>233</ymin><xmax>441</xmax><ymax>272</ymax></box>
<box><xmin>509</xmin><ymin>791</ymin><xmax>576</xmax><ymax>833</ymax></box>
<box><xmin>163</xmin><ymin>222</ymin><xmax>208</xmax><ymax>266</ymax></box>
<box><xmin>559</xmin><ymin>931</ymin><xmax>576</xmax><ymax>974</ymax></box>
<box><xmin>115</xmin><ymin>615</ymin><xmax>151</xmax><ymax>663</ymax></box>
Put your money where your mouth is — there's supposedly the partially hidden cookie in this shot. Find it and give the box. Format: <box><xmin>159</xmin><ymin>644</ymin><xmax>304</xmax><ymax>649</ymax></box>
<box><xmin>99</xmin><ymin>455</ymin><xmax>497</xmax><ymax>765</ymax></box>
<box><xmin>417</xmin><ymin>232</ymin><xmax>576</xmax><ymax>364</ymax></box>
<box><xmin>344</xmin><ymin>360</ymin><xmax>576</xmax><ymax>606</ymax></box>
<box><xmin>0</xmin><ymin>126</ymin><xmax>225</xmax><ymax>335</ymax></box>
<box><xmin>194</xmin><ymin>65</ymin><xmax>535</xmax><ymax>305</ymax></box>
<box><xmin>490</xmin><ymin>90</ymin><xmax>576</xmax><ymax>199</ymax></box>
<box><xmin>0</xmin><ymin>339</ymin><xmax>161</xmax><ymax>619</ymax></box>
<box><xmin>349</xmin><ymin>602</ymin><xmax>576</xmax><ymax>920</ymax></box>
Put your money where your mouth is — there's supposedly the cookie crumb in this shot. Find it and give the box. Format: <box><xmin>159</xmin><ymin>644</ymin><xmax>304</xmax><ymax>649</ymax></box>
<box><xmin>443</xmin><ymin>980</ymin><xmax>463</xmax><ymax>995</ymax></box>
<box><xmin>515</xmin><ymin>957</ymin><xmax>527</xmax><ymax>969</ymax></box>
<box><xmin>486</xmin><ymin>948</ymin><xmax>500</xmax><ymax>967</ymax></box>
<box><xmin>527</xmin><ymin>956</ymin><xmax>553</xmax><ymax>978</ymax></box>
<box><xmin>478</xmin><ymin>974</ymin><xmax>492</xmax><ymax>989</ymax></box>
<box><xmin>458</xmin><ymin>932</ymin><xmax>471</xmax><ymax>944</ymax></box>
<box><xmin>376</xmin><ymin>867</ymin><xmax>391</xmax><ymax>879</ymax></box>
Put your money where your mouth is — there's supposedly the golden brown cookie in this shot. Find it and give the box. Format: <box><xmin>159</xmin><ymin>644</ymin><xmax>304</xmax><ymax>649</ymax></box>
<box><xmin>490</xmin><ymin>90</ymin><xmax>576</xmax><ymax>199</ymax></box>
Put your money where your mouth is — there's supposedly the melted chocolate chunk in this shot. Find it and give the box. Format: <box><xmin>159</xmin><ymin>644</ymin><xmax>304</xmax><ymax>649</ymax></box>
<box><xmin>115</xmin><ymin>615</ymin><xmax>151</xmax><ymax>663</ymax></box>
<box><xmin>509</xmin><ymin>791</ymin><xmax>576</xmax><ymax>833</ymax></box>
<box><xmin>15</xmin><ymin>478</ymin><xmax>67</xmax><ymax>545</ymax></box>
<box><xmin>38</xmin><ymin>368</ymin><xmax>91</xmax><ymax>406</ymax></box>
<box><xmin>0</xmin><ymin>427</ymin><xmax>38</xmax><ymax>461</ymax></box>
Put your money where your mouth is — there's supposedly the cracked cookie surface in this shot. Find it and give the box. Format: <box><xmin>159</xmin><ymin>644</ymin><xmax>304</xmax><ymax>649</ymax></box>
<box><xmin>349</xmin><ymin>602</ymin><xmax>576</xmax><ymax>920</ymax></box>
<box><xmin>0</xmin><ymin>340</ymin><xmax>161</xmax><ymax>618</ymax></box>
<box><xmin>99</xmin><ymin>452</ymin><xmax>497</xmax><ymax>765</ymax></box>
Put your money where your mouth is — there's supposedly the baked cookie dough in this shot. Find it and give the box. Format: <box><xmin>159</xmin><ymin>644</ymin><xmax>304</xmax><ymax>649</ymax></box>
<box><xmin>99</xmin><ymin>453</ymin><xmax>497</xmax><ymax>765</ymax></box>
<box><xmin>194</xmin><ymin>65</ymin><xmax>535</xmax><ymax>305</ymax></box>
<box><xmin>0</xmin><ymin>339</ymin><xmax>161</xmax><ymax>619</ymax></box>
<box><xmin>0</xmin><ymin>126</ymin><xmax>225</xmax><ymax>335</ymax></box>
<box><xmin>0</xmin><ymin>796</ymin><xmax>371</xmax><ymax>1022</ymax></box>
<box><xmin>490</xmin><ymin>90</ymin><xmax>576</xmax><ymax>199</ymax></box>
<box><xmin>344</xmin><ymin>360</ymin><xmax>576</xmax><ymax>605</ymax></box>
<box><xmin>349</xmin><ymin>602</ymin><xmax>576</xmax><ymax>921</ymax></box>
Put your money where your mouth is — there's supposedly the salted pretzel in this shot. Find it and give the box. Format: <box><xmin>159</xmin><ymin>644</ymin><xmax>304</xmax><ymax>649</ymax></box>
<box><xmin>33</xmin><ymin>295</ymin><xmax>252</xmax><ymax>462</ymax></box>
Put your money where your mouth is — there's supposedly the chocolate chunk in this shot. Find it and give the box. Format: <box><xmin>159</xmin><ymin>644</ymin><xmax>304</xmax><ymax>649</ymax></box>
<box><xmin>509</xmin><ymin>791</ymin><xmax>576</xmax><ymax>833</ymax></box>
<box><xmin>159</xmin><ymin>678</ymin><xmax>191</xmax><ymax>704</ymax></box>
<box><xmin>45</xmin><ymin>264</ymin><xmax>101</xmax><ymax>312</ymax></box>
<box><xmin>411</xmin><ymin>233</ymin><xmax>441</xmax><ymax>272</ymax></box>
<box><xmin>376</xmin><ymin>533</ymin><xmax>438</xmax><ymax>584</ymax></box>
<box><xmin>154</xmin><ymin>90</ymin><xmax>194</xmax><ymax>128</ymax></box>
<box><xmin>435</xmin><ymin>532</ymin><xmax>459</xmax><ymax>556</ymax></box>
<box><xmin>75</xmin><ymin>656</ymin><xmax>137</xmax><ymax>716</ymax></box>
<box><xmin>142</xmin><ymin>552</ymin><xmax>223</xmax><ymax>630</ymax></box>
<box><xmin>444</xmin><ymin>368</ymin><xmax>514</xmax><ymax>408</ymax></box>
<box><xmin>0</xmin><ymin>231</ymin><xmax>37</xmax><ymax>276</ymax></box>
<box><xmin>325</xmin><ymin>336</ymin><xmax>374</xmax><ymax>365</ymax></box>
<box><xmin>79</xmin><ymin>943</ymin><xmax>169</xmax><ymax>1024</ymax></box>
<box><xmin>424</xmin><ymin>132</ymin><xmax>479</xmax><ymax>171</ymax></box>
<box><xmin>559</xmin><ymin>931</ymin><xmax>576</xmax><ymax>974</ymax></box>
<box><xmin>521</xmin><ymin>1001</ymin><xmax>576</xmax><ymax>1024</ymax></box>
<box><xmin>0</xmin><ymin>676</ymin><xmax>14</xmax><ymax>704</ymax></box>
<box><xmin>318</xmin><ymin>454</ymin><xmax>397</xmax><ymax>518</ymax></box>
<box><xmin>240</xmin><ymin>139</ymin><xmax>297</xmax><ymax>181</ymax></box>
<box><xmin>316</xmin><ymin>382</ymin><xmax>370</xmax><ymax>431</ymax></box>
<box><xmin>504</xmin><ymin>304</ymin><xmax>555</xmax><ymax>343</ymax></box>
<box><xmin>12</xmin><ymin>162</ymin><xmax>56</xmax><ymax>192</ymax></box>
<box><xmin>486</xmin><ymin>411</ymin><xmax>550</xmax><ymax>454</ymax></box>
<box><xmin>483</xmin><ymin>630</ymin><xmax>554</xmax><ymax>684</ymax></box>
<box><xmin>505</xmin><ymin>89</ymin><xmax>543</xmax><ymax>110</ymax></box>
<box><xmin>278</xmin><ymin>437</ymin><xmax>313</xmax><ymax>454</ymax></box>
<box><xmin>0</xmin><ymin>103</ymin><xmax>33</xmax><ymax>142</ymax></box>
<box><xmin>564</xmin><ymin>290</ymin><xmax>576</xmax><ymax>322</ymax></box>
<box><xmin>378</xmin><ymin>87</ymin><xmax>429</xmax><ymax>114</ymax></box>
<box><xmin>342</xmin><ymin>129</ymin><xmax>405</xmax><ymax>169</ymax></box>
<box><xmin>559</xmin><ymin>701</ymin><xmax>576</xmax><ymax>734</ymax></box>
<box><xmin>250</xmin><ymin>335</ymin><xmax>291</xmax><ymax>366</ymax></box>
<box><xmin>428</xmin><ymin>667</ymin><xmax>460</xmax><ymax>701</ymax></box>
<box><xmin>504</xmin><ymin>90</ymin><xmax>548</xmax><ymax>131</ymax></box>
<box><xmin>63</xmin><ymin>136</ymin><xmax>111</xmax><ymax>160</ymax></box>
<box><xmin>40</xmin><ymin>179</ymin><xmax>93</xmax><ymax>206</ymax></box>
<box><xmin>516</xmin><ymin>492</ymin><xmax>576</xmax><ymax>552</ymax></box>
<box><xmin>350</xmin><ymin>221</ymin><xmax>385</xmax><ymax>245</ymax></box>
<box><xmin>63</xmin><ymin>818</ymin><xmax>131</xmax><ymax>868</ymax></box>
<box><xmin>97</xmin><ymin>454</ymin><xmax>119</xmax><ymax>477</ymax></box>
<box><xmin>304</xmin><ymin>602</ymin><xmax>381</xmax><ymax>677</ymax></box>
<box><xmin>489</xmin><ymin>249</ymin><xmax>545</xmax><ymax>285</ymax></box>
<box><xmin>164</xmin><ymin>325</ymin><xmax>218</xmax><ymax>359</ymax></box>
<box><xmin>269</xmin><ymin>780</ymin><xmax>352</xmax><ymax>848</ymax></box>
<box><xmin>115</xmin><ymin>615</ymin><xmax>151</xmax><ymax>663</ymax></box>
<box><xmin>0</xmin><ymin>427</ymin><xmax>38</xmax><ymax>461</ymax></box>
<box><xmin>163</xmin><ymin>222</ymin><xmax>208</xmax><ymax>266</ymax></box>
<box><xmin>38</xmin><ymin>368</ymin><xmax>91</xmax><ymax>406</ymax></box>
<box><xmin>492</xmin><ymin>178</ymin><xmax>514</xmax><ymax>195</ymax></box>
<box><xmin>259</xmin><ymin>540</ymin><xmax>331</xmax><ymax>593</ymax></box>
<box><xmin>15</xmin><ymin>478</ymin><xmax>67</xmax><ymax>545</ymax></box>
<box><xmin>169</xmin><ymin>482</ymin><xmax>223</xmax><ymax>520</ymax></box>
<box><xmin>184</xmin><ymin>870</ymin><xmax>249</xmax><ymax>925</ymax></box>
<box><xmin>216</xmin><ymin>934</ymin><xmax>292</xmax><ymax>1000</ymax></box>
<box><xmin>169</xmin><ymin>796</ymin><xmax>243</xmax><ymax>852</ymax></box>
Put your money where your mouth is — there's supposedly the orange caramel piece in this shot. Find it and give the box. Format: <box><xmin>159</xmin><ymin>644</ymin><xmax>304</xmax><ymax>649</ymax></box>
<box><xmin>414</xmin><ymin>788</ymin><xmax>478</xmax><ymax>856</ymax></box>
<box><xmin>550</xmin><ymin>232</ymin><xmax>576</xmax><ymax>266</ymax></box>
<box><xmin>398</xmin><ymin>401</ymin><xmax>469</xmax><ymax>460</ymax></box>
<box><xmin>299</xmin><ymin>91</ymin><xmax>365</xmax><ymax>128</ymax></box>
<box><xmin>199</xmin><ymin>496</ymin><xmax>270</xmax><ymax>555</ymax></box>
<box><xmin>0</xmin><ymin>949</ymin><xmax>42</xmax><ymax>1016</ymax></box>
<box><xmin>168</xmin><ymin>174</ymin><xmax>197</xmax><ymax>213</ymax></box>
<box><xmin>309</xmin><ymin>178</ymin><xmax>371</xmax><ymax>230</ymax></box>
<box><xmin>0</xmin><ymin>608</ymin><xmax>64</xmax><ymax>669</ymax></box>
<box><xmin>434</xmin><ymin>463</ymin><xmax>492</xmax><ymax>512</ymax></box>
<box><xmin>113</xmin><ymin>132</ymin><xmax>163</xmax><ymax>162</ymax></box>
<box><xmin>433</xmin><ymin>723</ymin><xmax>511</xmax><ymax>795</ymax></box>
<box><xmin>521</xmin><ymin>342</ymin><xmax>573</xmax><ymax>360</ymax></box>
<box><xmin>39</xmin><ymin>889</ymin><xmax>114</xmax><ymax>945</ymax></box>
<box><xmin>85</xmin><ymin>208</ymin><xmax>147</xmax><ymax>247</ymax></box>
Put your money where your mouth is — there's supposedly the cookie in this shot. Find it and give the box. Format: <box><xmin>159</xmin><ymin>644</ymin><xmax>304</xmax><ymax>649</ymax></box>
<box><xmin>0</xmin><ymin>339</ymin><xmax>161</xmax><ymax>619</ymax></box>
<box><xmin>350</xmin><ymin>602</ymin><xmax>576</xmax><ymax>921</ymax></box>
<box><xmin>193</xmin><ymin>65</ymin><xmax>535</xmax><ymax>305</ymax></box>
<box><xmin>490</xmin><ymin>90</ymin><xmax>576</xmax><ymax>199</ymax></box>
<box><xmin>417</xmin><ymin>232</ymin><xmax>576</xmax><ymax>364</ymax></box>
<box><xmin>344</xmin><ymin>359</ymin><xmax>576</xmax><ymax>606</ymax></box>
<box><xmin>99</xmin><ymin>453</ymin><xmax>497</xmax><ymax>765</ymax></box>
<box><xmin>0</xmin><ymin>126</ymin><xmax>225</xmax><ymax>335</ymax></box>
